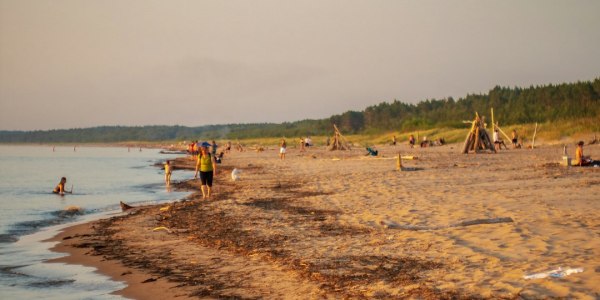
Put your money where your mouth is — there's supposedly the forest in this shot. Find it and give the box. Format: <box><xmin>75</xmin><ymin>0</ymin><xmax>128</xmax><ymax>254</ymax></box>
<box><xmin>1</xmin><ymin>78</ymin><xmax>599</xmax><ymax>143</ymax></box>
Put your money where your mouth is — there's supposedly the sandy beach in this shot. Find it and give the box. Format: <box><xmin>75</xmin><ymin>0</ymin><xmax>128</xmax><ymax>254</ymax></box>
<box><xmin>48</xmin><ymin>142</ymin><xmax>600</xmax><ymax>299</ymax></box>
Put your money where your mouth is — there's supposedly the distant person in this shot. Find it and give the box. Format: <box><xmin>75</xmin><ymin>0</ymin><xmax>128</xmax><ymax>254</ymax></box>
<box><xmin>279</xmin><ymin>139</ymin><xmax>287</xmax><ymax>160</ymax></box>
<box><xmin>511</xmin><ymin>130</ymin><xmax>521</xmax><ymax>148</ymax></box>
<box><xmin>493</xmin><ymin>130</ymin><xmax>507</xmax><ymax>150</ymax></box>
<box><xmin>52</xmin><ymin>177</ymin><xmax>72</xmax><ymax>195</ymax></box>
<box><xmin>408</xmin><ymin>135</ymin><xmax>415</xmax><ymax>148</ymax></box>
<box><xmin>194</xmin><ymin>145</ymin><xmax>217</xmax><ymax>199</ymax></box>
<box><xmin>574</xmin><ymin>141</ymin><xmax>599</xmax><ymax>166</ymax></box>
<box><xmin>420</xmin><ymin>136</ymin><xmax>429</xmax><ymax>148</ymax></box>
<box><xmin>305</xmin><ymin>136</ymin><xmax>312</xmax><ymax>147</ymax></box>
<box><xmin>366</xmin><ymin>147</ymin><xmax>378</xmax><ymax>156</ymax></box>
<box><xmin>392</xmin><ymin>135</ymin><xmax>397</xmax><ymax>146</ymax></box>
<box><xmin>188</xmin><ymin>142</ymin><xmax>194</xmax><ymax>155</ymax></box>
<box><xmin>164</xmin><ymin>160</ymin><xmax>172</xmax><ymax>186</ymax></box>
<box><xmin>225</xmin><ymin>141</ymin><xmax>232</xmax><ymax>153</ymax></box>
<box><xmin>299</xmin><ymin>138</ymin><xmax>306</xmax><ymax>152</ymax></box>
<box><xmin>211</xmin><ymin>140</ymin><xmax>218</xmax><ymax>156</ymax></box>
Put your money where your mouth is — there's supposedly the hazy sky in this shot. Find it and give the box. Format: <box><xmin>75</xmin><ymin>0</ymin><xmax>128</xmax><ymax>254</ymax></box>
<box><xmin>1</xmin><ymin>0</ymin><xmax>599</xmax><ymax>131</ymax></box>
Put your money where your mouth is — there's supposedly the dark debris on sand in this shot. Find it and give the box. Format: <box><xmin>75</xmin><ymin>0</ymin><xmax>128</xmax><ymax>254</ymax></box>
<box><xmin>69</xmin><ymin>161</ymin><xmax>473</xmax><ymax>299</ymax></box>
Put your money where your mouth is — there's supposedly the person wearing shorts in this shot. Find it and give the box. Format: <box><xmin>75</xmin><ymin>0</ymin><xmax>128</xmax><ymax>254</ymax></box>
<box><xmin>279</xmin><ymin>139</ymin><xmax>287</xmax><ymax>160</ymax></box>
<box><xmin>194</xmin><ymin>145</ymin><xmax>217</xmax><ymax>199</ymax></box>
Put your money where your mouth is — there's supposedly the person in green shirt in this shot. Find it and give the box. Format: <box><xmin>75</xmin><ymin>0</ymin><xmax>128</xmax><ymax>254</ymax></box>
<box><xmin>194</xmin><ymin>144</ymin><xmax>217</xmax><ymax>199</ymax></box>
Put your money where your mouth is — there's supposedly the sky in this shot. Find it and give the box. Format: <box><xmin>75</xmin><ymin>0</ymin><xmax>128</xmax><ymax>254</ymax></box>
<box><xmin>1</xmin><ymin>0</ymin><xmax>599</xmax><ymax>131</ymax></box>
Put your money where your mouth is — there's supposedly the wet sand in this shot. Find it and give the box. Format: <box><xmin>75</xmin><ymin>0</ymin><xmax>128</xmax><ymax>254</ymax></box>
<box><xmin>48</xmin><ymin>142</ymin><xmax>600</xmax><ymax>299</ymax></box>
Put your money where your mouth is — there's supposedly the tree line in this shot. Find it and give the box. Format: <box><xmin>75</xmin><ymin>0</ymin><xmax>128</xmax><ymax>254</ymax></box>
<box><xmin>1</xmin><ymin>78</ymin><xmax>599</xmax><ymax>143</ymax></box>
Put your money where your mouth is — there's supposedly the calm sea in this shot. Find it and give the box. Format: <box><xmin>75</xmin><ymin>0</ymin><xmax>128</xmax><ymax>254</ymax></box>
<box><xmin>0</xmin><ymin>145</ymin><xmax>189</xmax><ymax>299</ymax></box>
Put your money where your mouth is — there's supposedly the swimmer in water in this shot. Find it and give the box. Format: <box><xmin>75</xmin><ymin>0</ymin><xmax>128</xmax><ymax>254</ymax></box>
<box><xmin>53</xmin><ymin>177</ymin><xmax>72</xmax><ymax>195</ymax></box>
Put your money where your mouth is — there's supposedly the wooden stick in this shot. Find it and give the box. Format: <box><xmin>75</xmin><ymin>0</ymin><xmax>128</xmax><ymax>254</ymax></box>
<box><xmin>474</xmin><ymin>127</ymin><xmax>481</xmax><ymax>152</ymax></box>
<box><xmin>462</xmin><ymin>119</ymin><xmax>478</xmax><ymax>153</ymax></box>
<box><xmin>491</xmin><ymin>108</ymin><xmax>494</xmax><ymax>135</ymax></box>
<box><xmin>531</xmin><ymin>122</ymin><xmax>538</xmax><ymax>149</ymax></box>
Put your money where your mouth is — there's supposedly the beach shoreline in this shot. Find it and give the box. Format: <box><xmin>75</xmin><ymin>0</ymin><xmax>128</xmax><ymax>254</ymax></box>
<box><xmin>47</xmin><ymin>143</ymin><xmax>600</xmax><ymax>299</ymax></box>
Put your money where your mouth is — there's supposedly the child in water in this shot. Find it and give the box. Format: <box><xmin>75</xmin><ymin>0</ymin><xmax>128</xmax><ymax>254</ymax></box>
<box><xmin>164</xmin><ymin>160</ymin><xmax>172</xmax><ymax>186</ymax></box>
<box><xmin>53</xmin><ymin>177</ymin><xmax>72</xmax><ymax>195</ymax></box>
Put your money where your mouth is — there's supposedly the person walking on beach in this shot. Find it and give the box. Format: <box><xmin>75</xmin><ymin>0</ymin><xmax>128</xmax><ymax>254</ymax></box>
<box><xmin>408</xmin><ymin>135</ymin><xmax>415</xmax><ymax>148</ymax></box>
<box><xmin>194</xmin><ymin>144</ymin><xmax>217</xmax><ymax>199</ymax></box>
<box><xmin>493</xmin><ymin>130</ymin><xmax>507</xmax><ymax>150</ymax></box>
<box><xmin>392</xmin><ymin>135</ymin><xmax>397</xmax><ymax>146</ymax></box>
<box><xmin>53</xmin><ymin>177</ymin><xmax>72</xmax><ymax>195</ymax></box>
<box><xmin>279</xmin><ymin>139</ymin><xmax>287</xmax><ymax>160</ymax></box>
<box><xmin>299</xmin><ymin>137</ymin><xmax>306</xmax><ymax>152</ymax></box>
<box><xmin>164</xmin><ymin>160</ymin><xmax>172</xmax><ymax>186</ymax></box>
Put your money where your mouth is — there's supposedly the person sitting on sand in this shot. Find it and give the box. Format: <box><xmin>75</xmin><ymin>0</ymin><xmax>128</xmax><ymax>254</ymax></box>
<box><xmin>305</xmin><ymin>136</ymin><xmax>312</xmax><ymax>147</ymax></box>
<box><xmin>52</xmin><ymin>177</ymin><xmax>72</xmax><ymax>195</ymax></box>
<box><xmin>194</xmin><ymin>144</ymin><xmax>217</xmax><ymax>199</ymax></box>
<box><xmin>366</xmin><ymin>147</ymin><xmax>378</xmax><ymax>156</ymax></box>
<box><xmin>164</xmin><ymin>160</ymin><xmax>172</xmax><ymax>186</ymax></box>
<box><xmin>225</xmin><ymin>141</ymin><xmax>232</xmax><ymax>153</ymax></box>
<box><xmin>573</xmin><ymin>141</ymin><xmax>599</xmax><ymax>166</ymax></box>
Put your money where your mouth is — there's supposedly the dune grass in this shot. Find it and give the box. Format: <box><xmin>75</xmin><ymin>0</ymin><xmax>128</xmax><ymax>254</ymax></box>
<box><xmin>221</xmin><ymin>116</ymin><xmax>600</xmax><ymax>149</ymax></box>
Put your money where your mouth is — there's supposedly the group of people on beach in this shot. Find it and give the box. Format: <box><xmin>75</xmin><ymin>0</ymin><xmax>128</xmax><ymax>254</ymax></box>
<box><xmin>170</xmin><ymin>141</ymin><xmax>220</xmax><ymax>198</ymax></box>
<box><xmin>493</xmin><ymin>129</ymin><xmax>522</xmax><ymax>150</ymax></box>
<box><xmin>53</xmin><ymin>134</ymin><xmax>598</xmax><ymax>199</ymax></box>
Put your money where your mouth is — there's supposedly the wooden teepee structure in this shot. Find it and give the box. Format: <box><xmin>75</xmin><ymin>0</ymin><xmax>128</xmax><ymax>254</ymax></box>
<box><xmin>328</xmin><ymin>124</ymin><xmax>351</xmax><ymax>151</ymax></box>
<box><xmin>462</xmin><ymin>113</ymin><xmax>496</xmax><ymax>154</ymax></box>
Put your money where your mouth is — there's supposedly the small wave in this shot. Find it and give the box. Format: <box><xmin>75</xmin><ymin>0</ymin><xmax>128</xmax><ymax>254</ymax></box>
<box><xmin>27</xmin><ymin>279</ymin><xmax>76</xmax><ymax>288</ymax></box>
<box><xmin>3</xmin><ymin>208</ymin><xmax>88</xmax><ymax>243</ymax></box>
<box><xmin>51</xmin><ymin>206</ymin><xmax>85</xmax><ymax>218</ymax></box>
<box><xmin>0</xmin><ymin>234</ymin><xmax>19</xmax><ymax>243</ymax></box>
<box><xmin>0</xmin><ymin>265</ymin><xmax>32</xmax><ymax>279</ymax></box>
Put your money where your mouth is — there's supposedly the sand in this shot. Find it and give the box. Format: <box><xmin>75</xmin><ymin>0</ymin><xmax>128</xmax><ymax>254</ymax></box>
<box><xmin>48</xmin><ymin>142</ymin><xmax>600</xmax><ymax>299</ymax></box>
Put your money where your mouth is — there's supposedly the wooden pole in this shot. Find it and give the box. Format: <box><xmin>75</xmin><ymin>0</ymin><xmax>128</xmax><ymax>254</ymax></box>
<box><xmin>531</xmin><ymin>123</ymin><xmax>538</xmax><ymax>149</ymax></box>
<box><xmin>474</xmin><ymin>127</ymin><xmax>481</xmax><ymax>152</ymax></box>
<box><xmin>396</xmin><ymin>153</ymin><xmax>402</xmax><ymax>171</ymax></box>
<box><xmin>462</xmin><ymin>118</ymin><xmax>477</xmax><ymax>153</ymax></box>
<box><xmin>491</xmin><ymin>108</ymin><xmax>495</xmax><ymax>133</ymax></box>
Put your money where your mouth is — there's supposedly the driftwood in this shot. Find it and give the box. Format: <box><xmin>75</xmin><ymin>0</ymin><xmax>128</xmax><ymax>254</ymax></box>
<box><xmin>462</xmin><ymin>113</ymin><xmax>496</xmax><ymax>154</ymax></box>
<box><xmin>380</xmin><ymin>217</ymin><xmax>514</xmax><ymax>231</ymax></box>
<box><xmin>328</xmin><ymin>124</ymin><xmax>351</xmax><ymax>151</ymax></box>
<box><xmin>531</xmin><ymin>123</ymin><xmax>539</xmax><ymax>149</ymax></box>
<box><xmin>120</xmin><ymin>201</ymin><xmax>134</xmax><ymax>211</ymax></box>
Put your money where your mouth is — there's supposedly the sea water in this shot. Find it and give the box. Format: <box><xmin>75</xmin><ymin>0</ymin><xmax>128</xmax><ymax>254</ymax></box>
<box><xmin>0</xmin><ymin>145</ymin><xmax>190</xmax><ymax>299</ymax></box>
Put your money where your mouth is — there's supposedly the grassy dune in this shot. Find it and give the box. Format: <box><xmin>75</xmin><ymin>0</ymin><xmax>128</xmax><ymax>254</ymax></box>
<box><xmin>222</xmin><ymin>116</ymin><xmax>600</xmax><ymax>149</ymax></box>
